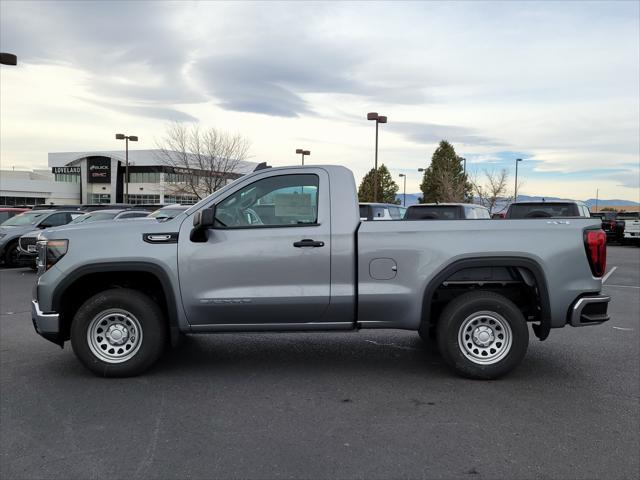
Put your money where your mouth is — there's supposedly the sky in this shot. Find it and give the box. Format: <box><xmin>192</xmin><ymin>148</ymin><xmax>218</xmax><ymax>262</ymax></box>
<box><xmin>1</xmin><ymin>1</ymin><xmax>639</xmax><ymax>201</ymax></box>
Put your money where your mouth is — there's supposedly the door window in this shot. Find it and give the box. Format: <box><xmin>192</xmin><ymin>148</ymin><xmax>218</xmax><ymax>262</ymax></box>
<box><xmin>215</xmin><ymin>174</ymin><xmax>319</xmax><ymax>228</ymax></box>
<box><xmin>40</xmin><ymin>213</ymin><xmax>69</xmax><ymax>227</ymax></box>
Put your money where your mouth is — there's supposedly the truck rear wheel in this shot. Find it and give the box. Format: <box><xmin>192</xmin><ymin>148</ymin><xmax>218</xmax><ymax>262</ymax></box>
<box><xmin>70</xmin><ymin>289</ymin><xmax>166</xmax><ymax>377</ymax></box>
<box><xmin>437</xmin><ymin>291</ymin><xmax>528</xmax><ymax>379</ymax></box>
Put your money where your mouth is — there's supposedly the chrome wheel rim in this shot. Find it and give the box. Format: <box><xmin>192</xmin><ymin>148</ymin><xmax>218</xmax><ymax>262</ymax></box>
<box><xmin>458</xmin><ymin>311</ymin><xmax>512</xmax><ymax>365</ymax></box>
<box><xmin>87</xmin><ymin>309</ymin><xmax>143</xmax><ymax>363</ymax></box>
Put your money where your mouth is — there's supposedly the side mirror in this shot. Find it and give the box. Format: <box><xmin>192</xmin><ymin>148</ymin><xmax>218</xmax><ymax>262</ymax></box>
<box><xmin>38</xmin><ymin>223</ymin><xmax>50</xmax><ymax>229</ymax></box>
<box><xmin>192</xmin><ymin>206</ymin><xmax>216</xmax><ymax>229</ymax></box>
<box><xmin>190</xmin><ymin>206</ymin><xmax>216</xmax><ymax>242</ymax></box>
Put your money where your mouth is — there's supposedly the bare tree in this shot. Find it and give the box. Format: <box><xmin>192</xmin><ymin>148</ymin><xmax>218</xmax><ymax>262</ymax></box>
<box><xmin>155</xmin><ymin>123</ymin><xmax>251</xmax><ymax>200</ymax></box>
<box><xmin>471</xmin><ymin>169</ymin><xmax>511</xmax><ymax>215</ymax></box>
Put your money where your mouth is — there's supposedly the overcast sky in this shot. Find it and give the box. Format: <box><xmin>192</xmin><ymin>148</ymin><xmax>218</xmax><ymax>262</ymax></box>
<box><xmin>1</xmin><ymin>1</ymin><xmax>638</xmax><ymax>200</ymax></box>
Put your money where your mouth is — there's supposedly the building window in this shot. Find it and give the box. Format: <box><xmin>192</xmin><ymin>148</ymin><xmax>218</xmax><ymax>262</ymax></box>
<box><xmin>128</xmin><ymin>172</ymin><xmax>160</xmax><ymax>183</ymax></box>
<box><xmin>54</xmin><ymin>173</ymin><xmax>80</xmax><ymax>183</ymax></box>
<box><xmin>89</xmin><ymin>194</ymin><xmax>111</xmax><ymax>204</ymax></box>
<box><xmin>0</xmin><ymin>196</ymin><xmax>46</xmax><ymax>206</ymax></box>
<box><xmin>127</xmin><ymin>194</ymin><xmax>160</xmax><ymax>204</ymax></box>
<box><xmin>165</xmin><ymin>172</ymin><xmax>198</xmax><ymax>184</ymax></box>
<box><xmin>164</xmin><ymin>194</ymin><xmax>198</xmax><ymax>205</ymax></box>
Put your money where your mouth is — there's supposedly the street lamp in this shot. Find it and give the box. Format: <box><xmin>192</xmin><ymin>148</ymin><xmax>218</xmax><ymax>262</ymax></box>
<box><xmin>116</xmin><ymin>133</ymin><xmax>138</xmax><ymax>203</ymax></box>
<box><xmin>367</xmin><ymin>112</ymin><xmax>388</xmax><ymax>202</ymax></box>
<box><xmin>0</xmin><ymin>53</ymin><xmax>17</xmax><ymax>66</ymax></box>
<box><xmin>295</xmin><ymin>148</ymin><xmax>310</xmax><ymax>165</ymax></box>
<box><xmin>399</xmin><ymin>174</ymin><xmax>407</xmax><ymax>206</ymax></box>
<box><xmin>460</xmin><ymin>157</ymin><xmax>467</xmax><ymax>176</ymax></box>
<box><xmin>514</xmin><ymin>158</ymin><xmax>523</xmax><ymax>202</ymax></box>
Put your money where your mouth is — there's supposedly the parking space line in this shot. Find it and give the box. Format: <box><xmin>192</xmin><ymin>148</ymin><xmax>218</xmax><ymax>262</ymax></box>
<box><xmin>602</xmin><ymin>266</ymin><xmax>618</xmax><ymax>284</ymax></box>
<box><xmin>603</xmin><ymin>284</ymin><xmax>640</xmax><ymax>289</ymax></box>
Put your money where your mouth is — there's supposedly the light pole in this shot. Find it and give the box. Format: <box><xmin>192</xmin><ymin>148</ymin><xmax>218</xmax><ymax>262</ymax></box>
<box><xmin>0</xmin><ymin>53</ymin><xmax>17</xmax><ymax>66</ymax></box>
<box><xmin>514</xmin><ymin>158</ymin><xmax>523</xmax><ymax>202</ymax></box>
<box><xmin>399</xmin><ymin>174</ymin><xmax>407</xmax><ymax>206</ymax></box>
<box><xmin>116</xmin><ymin>133</ymin><xmax>138</xmax><ymax>203</ymax></box>
<box><xmin>367</xmin><ymin>112</ymin><xmax>388</xmax><ymax>202</ymax></box>
<box><xmin>595</xmin><ymin>188</ymin><xmax>599</xmax><ymax>213</ymax></box>
<box><xmin>461</xmin><ymin>157</ymin><xmax>467</xmax><ymax>176</ymax></box>
<box><xmin>295</xmin><ymin>148</ymin><xmax>310</xmax><ymax>165</ymax></box>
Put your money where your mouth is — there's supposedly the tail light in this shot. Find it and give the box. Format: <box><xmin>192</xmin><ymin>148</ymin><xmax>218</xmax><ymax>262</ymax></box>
<box><xmin>584</xmin><ymin>229</ymin><xmax>606</xmax><ymax>277</ymax></box>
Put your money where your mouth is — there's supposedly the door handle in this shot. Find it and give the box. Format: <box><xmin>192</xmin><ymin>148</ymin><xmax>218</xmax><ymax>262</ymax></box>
<box><xmin>293</xmin><ymin>239</ymin><xmax>325</xmax><ymax>248</ymax></box>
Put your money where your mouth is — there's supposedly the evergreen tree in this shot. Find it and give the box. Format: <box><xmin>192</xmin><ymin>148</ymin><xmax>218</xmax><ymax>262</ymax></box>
<box><xmin>358</xmin><ymin>164</ymin><xmax>400</xmax><ymax>204</ymax></box>
<box><xmin>419</xmin><ymin>140</ymin><xmax>471</xmax><ymax>203</ymax></box>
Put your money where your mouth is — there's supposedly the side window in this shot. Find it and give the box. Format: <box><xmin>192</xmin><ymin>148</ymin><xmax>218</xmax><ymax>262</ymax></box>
<box><xmin>464</xmin><ymin>206</ymin><xmax>476</xmax><ymax>219</ymax></box>
<box><xmin>41</xmin><ymin>213</ymin><xmax>68</xmax><ymax>227</ymax></box>
<box><xmin>388</xmin><ymin>206</ymin><xmax>400</xmax><ymax>219</ymax></box>
<box><xmin>216</xmin><ymin>174</ymin><xmax>319</xmax><ymax>228</ymax></box>
<box><xmin>475</xmin><ymin>208</ymin><xmax>491</xmax><ymax>219</ymax></box>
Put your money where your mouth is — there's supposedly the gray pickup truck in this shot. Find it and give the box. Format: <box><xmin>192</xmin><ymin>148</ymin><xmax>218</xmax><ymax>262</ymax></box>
<box><xmin>32</xmin><ymin>165</ymin><xmax>610</xmax><ymax>379</ymax></box>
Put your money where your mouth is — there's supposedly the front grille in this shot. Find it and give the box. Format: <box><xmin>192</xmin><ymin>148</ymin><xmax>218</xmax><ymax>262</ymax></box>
<box><xmin>19</xmin><ymin>236</ymin><xmax>37</xmax><ymax>253</ymax></box>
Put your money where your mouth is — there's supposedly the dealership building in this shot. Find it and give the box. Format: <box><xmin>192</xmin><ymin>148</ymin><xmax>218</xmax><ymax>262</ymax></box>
<box><xmin>0</xmin><ymin>149</ymin><xmax>256</xmax><ymax>206</ymax></box>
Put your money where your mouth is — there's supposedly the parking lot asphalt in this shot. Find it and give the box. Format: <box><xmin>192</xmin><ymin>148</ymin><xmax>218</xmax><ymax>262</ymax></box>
<box><xmin>1</xmin><ymin>246</ymin><xmax>638</xmax><ymax>480</ymax></box>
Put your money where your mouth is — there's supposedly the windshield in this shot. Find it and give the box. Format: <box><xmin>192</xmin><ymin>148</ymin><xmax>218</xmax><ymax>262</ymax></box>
<box><xmin>71</xmin><ymin>212</ymin><xmax>118</xmax><ymax>223</ymax></box>
<box><xmin>148</xmin><ymin>208</ymin><xmax>185</xmax><ymax>220</ymax></box>
<box><xmin>1</xmin><ymin>211</ymin><xmax>46</xmax><ymax>226</ymax></box>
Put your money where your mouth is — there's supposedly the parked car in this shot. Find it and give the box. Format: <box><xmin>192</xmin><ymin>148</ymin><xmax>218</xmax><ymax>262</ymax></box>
<box><xmin>505</xmin><ymin>201</ymin><xmax>591</xmax><ymax>219</ymax></box>
<box><xmin>32</xmin><ymin>165</ymin><xmax>609</xmax><ymax>380</ymax></box>
<box><xmin>405</xmin><ymin>203</ymin><xmax>491</xmax><ymax>220</ymax></box>
<box><xmin>0</xmin><ymin>210</ymin><xmax>82</xmax><ymax>267</ymax></box>
<box><xmin>70</xmin><ymin>209</ymin><xmax>150</xmax><ymax>224</ymax></box>
<box><xmin>591</xmin><ymin>212</ymin><xmax>625</xmax><ymax>242</ymax></box>
<box><xmin>0</xmin><ymin>207</ymin><xmax>30</xmax><ymax>224</ymax></box>
<box><xmin>148</xmin><ymin>204</ymin><xmax>191</xmax><ymax>221</ymax></box>
<box><xmin>359</xmin><ymin>203</ymin><xmax>406</xmax><ymax>220</ymax></box>
<box><xmin>617</xmin><ymin>212</ymin><xmax>639</xmax><ymax>242</ymax></box>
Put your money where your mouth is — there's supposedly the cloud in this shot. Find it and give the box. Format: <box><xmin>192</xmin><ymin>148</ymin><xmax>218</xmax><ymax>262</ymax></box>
<box><xmin>80</xmin><ymin>98</ymin><xmax>198</xmax><ymax>122</ymax></box>
<box><xmin>389</xmin><ymin>122</ymin><xmax>501</xmax><ymax>147</ymax></box>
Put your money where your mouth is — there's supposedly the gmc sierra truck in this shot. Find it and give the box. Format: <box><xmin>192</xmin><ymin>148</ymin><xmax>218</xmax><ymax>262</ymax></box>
<box><xmin>32</xmin><ymin>165</ymin><xmax>610</xmax><ymax>379</ymax></box>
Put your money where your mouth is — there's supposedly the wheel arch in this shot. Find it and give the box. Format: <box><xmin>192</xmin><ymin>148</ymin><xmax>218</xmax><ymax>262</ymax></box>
<box><xmin>421</xmin><ymin>256</ymin><xmax>552</xmax><ymax>340</ymax></box>
<box><xmin>51</xmin><ymin>262</ymin><xmax>181</xmax><ymax>345</ymax></box>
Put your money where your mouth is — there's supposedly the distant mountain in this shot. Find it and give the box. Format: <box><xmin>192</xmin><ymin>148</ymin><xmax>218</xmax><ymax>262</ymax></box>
<box><xmin>395</xmin><ymin>193</ymin><xmax>639</xmax><ymax>209</ymax></box>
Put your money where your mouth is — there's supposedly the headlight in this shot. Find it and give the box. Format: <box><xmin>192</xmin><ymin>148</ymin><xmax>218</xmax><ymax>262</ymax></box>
<box><xmin>36</xmin><ymin>239</ymin><xmax>68</xmax><ymax>273</ymax></box>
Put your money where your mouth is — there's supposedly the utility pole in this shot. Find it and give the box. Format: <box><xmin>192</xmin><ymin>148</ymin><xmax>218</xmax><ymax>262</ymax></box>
<box><xmin>116</xmin><ymin>133</ymin><xmax>139</xmax><ymax>203</ymax></box>
<box><xmin>367</xmin><ymin>112</ymin><xmax>388</xmax><ymax>202</ymax></box>
<box><xmin>515</xmin><ymin>158</ymin><xmax>523</xmax><ymax>202</ymax></box>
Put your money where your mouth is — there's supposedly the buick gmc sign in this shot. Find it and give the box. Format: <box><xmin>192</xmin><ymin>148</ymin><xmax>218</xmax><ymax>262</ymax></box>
<box><xmin>86</xmin><ymin>156</ymin><xmax>111</xmax><ymax>183</ymax></box>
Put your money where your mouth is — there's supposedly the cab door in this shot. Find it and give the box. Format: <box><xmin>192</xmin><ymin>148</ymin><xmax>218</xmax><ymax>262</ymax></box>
<box><xmin>178</xmin><ymin>169</ymin><xmax>332</xmax><ymax>327</ymax></box>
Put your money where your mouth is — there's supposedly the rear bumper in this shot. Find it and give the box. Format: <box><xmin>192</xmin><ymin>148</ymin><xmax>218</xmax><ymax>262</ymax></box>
<box><xmin>31</xmin><ymin>300</ymin><xmax>62</xmax><ymax>345</ymax></box>
<box><xmin>569</xmin><ymin>295</ymin><xmax>610</xmax><ymax>327</ymax></box>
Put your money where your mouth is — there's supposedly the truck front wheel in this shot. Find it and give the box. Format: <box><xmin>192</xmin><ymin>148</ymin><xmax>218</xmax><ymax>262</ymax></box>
<box><xmin>70</xmin><ymin>289</ymin><xmax>166</xmax><ymax>377</ymax></box>
<box><xmin>437</xmin><ymin>291</ymin><xmax>529</xmax><ymax>379</ymax></box>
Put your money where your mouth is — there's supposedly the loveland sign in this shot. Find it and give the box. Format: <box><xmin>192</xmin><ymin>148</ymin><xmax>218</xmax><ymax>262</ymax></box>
<box><xmin>52</xmin><ymin>166</ymin><xmax>81</xmax><ymax>174</ymax></box>
<box><xmin>86</xmin><ymin>157</ymin><xmax>111</xmax><ymax>184</ymax></box>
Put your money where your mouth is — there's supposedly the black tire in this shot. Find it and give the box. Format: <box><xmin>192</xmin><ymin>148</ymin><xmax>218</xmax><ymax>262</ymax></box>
<box><xmin>417</xmin><ymin>322</ymin><xmax>437</xmax><ymax>345</ymax></box>
<box><xmin>3</xmin><ymin>241</ymin><xmax>20</xmax><ymax>268</ymax></box>
<box><xmin>71</xmin><ymin>289</ymin><xmax>166</xmax><ymax>377</ymax></box>
<box><xmin>437</xmin><ymin>291</ymin><xmax>529</xmax><ymax>380</ymax></box>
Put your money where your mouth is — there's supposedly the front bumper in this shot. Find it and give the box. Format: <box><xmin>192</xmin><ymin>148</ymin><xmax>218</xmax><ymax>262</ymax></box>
<box><xmin>569</xmin><ymin>295</ymin><xmax>610</xmax><ymax>327</ymax></box>
<box><xmin>31</xmin><ymin>299</ymin><xmax>62</xmax><ymax>346</ymax></box>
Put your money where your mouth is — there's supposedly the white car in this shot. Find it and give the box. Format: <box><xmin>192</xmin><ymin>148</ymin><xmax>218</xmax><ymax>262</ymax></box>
<box><xmin>619</xmin><ymin>212</ymin><xmax>640</xmax><ymax>241</ymax></box>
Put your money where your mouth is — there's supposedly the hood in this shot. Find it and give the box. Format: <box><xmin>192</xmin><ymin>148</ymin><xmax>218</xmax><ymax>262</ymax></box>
<box><xmin>0</xmin><ymin>224</ymin><xmax>34</xmax><ymax>235</ymax></box>
<box><xmin>40</xmin><ymin>215</ymin><xmax>182</xmax><ymax>240</ymax></box>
